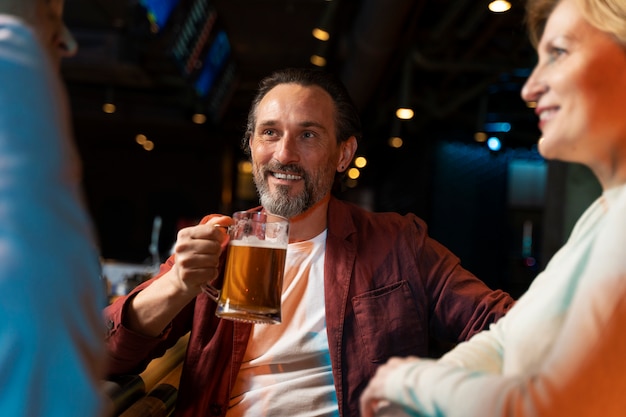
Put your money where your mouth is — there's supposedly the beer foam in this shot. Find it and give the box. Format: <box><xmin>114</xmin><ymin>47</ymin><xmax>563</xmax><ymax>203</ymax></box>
<box><xmin>229</xmin><ymin>236</ymin><xmax>287</xmax><ymax>249</ymax></box>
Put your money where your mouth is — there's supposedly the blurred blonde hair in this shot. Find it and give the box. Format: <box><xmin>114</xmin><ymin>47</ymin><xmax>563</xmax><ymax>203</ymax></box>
<box><xmin>526</xmin><ymin>0</ymin><xmax>626</xmax><ymax>48</ymax></box>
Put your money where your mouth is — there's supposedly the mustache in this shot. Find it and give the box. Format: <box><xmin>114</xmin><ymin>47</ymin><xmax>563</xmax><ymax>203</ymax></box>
<box><xmin>264</xmin><ymin>161</ymin><xmax>306</xmax><ymax>177</ymax></box>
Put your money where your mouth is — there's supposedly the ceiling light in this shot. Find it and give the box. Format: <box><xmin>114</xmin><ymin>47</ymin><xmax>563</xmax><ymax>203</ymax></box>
<box><xmin>488</xmin><ymin>0</ymin><xmax>511</xmax><ymax>13</ymax></box>
<box><xmin>347</xmin><ymin>168</ymin><xmax>360</xmax><ymax>180</ymax></box>
<box><xmin>474</xmin><ymin>132</ymin><xmax>488</xmax><ymax>143</ymax></box>
<box><xmin>395</xmin><ymin>57</ymin><xmax>414</xmax><ymax>120</ymax></box>
<box><xmin>388</xmin><ymin>117</ymin><xmax>405</xmax><ymax>148</ymax></box>
<box><xmin>354</xmin><ymin>156</ymin><xmax>367</xmax><ymax>168</ymax></box>
<box><xmin>143</xmin><ymin>140</ymin><xmax>155</xmax><ymax>151</ymax></box>
<box><xmin>136</xmin><ymin>134</ymin><xmax>154</xmax><ymax>151</ymax></box>
<box><xmin>102</xmin><ymin>102</ymin><xmax>116</xmax><ymax>114</ymax></box>
<box><xmin>388</xmin><ymin>136</ymin><xmax>404</xmax><ymax>148</ymax></box>
<box><xmin>102</xmin><ymin>87</ymin><xmax>116</xmax><ymax>114</ymax></box>
<box><xmin>395</xmin><ymin>108</ymin><xmax>414</xmax><ymax>120</ymax></box>
<box><xmin>312</xmin><ymin>28</ymin><xmax>330</xmax><ymax>41</ymax></box>
<box><xmin>312</xmin><ymin>0</ymin><xmax>339</xmax><ymax>41</ymax></box>
<box><xmin>310</xmin><ymin>54</ymin><xmax>327</xmax><ymax>67</ymax></box>
<box><xmin>192</xmin><ymin>113</ymin><xmax>207</xmax><ymax>124</ymax></box>
<box><xmin>487</xmin><ymin>136</ymin><xmax>502</xmax><ymax>151</ymax></box>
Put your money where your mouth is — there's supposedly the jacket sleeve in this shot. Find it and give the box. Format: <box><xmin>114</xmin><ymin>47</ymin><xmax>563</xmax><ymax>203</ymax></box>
<box><xmin>103</xmin><ymin>258</ymin><xmax>196</xmax><ymax>376</ymax></box>
<box><xmin>104</xmin><ymin>214</ymin><xmax>225</xmax><ymax>375</ymax></box>
<box><xmin>410</xmin><ymin>215</ymin><xmax>515</xmax><ymax>343</ymax></box>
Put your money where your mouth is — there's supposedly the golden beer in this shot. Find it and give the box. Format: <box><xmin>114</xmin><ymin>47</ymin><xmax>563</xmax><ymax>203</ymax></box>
<box><xmin>203</xmin><ymin>210</ymin><xmax>289</xmax><ymax>324</ymax></box>
<box><xmin>218</xmin><ymin>240</ymin><xmax>287</xmax><ymax>323</ymax></box>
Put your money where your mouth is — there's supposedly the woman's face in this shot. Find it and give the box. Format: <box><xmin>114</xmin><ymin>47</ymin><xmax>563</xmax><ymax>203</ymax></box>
<box><xmin>521</xmin><ymin>0</ymin><xmax>626</xmax><ymax>179</ymax></box>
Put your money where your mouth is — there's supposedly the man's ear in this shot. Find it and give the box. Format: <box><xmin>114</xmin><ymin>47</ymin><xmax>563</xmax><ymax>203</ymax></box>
<box><xmin>337</xmin><ymin>136</ymin><xmax>358</xmax><ymax>172</ymax></box>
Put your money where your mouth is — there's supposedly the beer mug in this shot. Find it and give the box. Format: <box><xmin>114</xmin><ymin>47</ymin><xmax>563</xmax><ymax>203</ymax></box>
<box><xmin>203</xmin><ymin>211</ymin><xmax>289</xmax><ymax>324</ymax></box>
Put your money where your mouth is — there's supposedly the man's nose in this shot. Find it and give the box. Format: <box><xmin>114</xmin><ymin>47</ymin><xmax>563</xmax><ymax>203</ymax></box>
<box><xmin>58</xmin><ymin>25</ymin><xmax>78</xmax><ymax>58</ymax></box>
<box><xmin>274</xmin><ymin>135</ymin><xmax>300</xmax><ymax>163</ymax></box>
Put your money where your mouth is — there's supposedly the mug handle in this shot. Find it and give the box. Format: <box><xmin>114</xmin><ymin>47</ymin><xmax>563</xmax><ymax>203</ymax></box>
<box><xmin>202</xmin><ymin>283</ymin><xmax>220</xmax><ymax>302</ymax></box>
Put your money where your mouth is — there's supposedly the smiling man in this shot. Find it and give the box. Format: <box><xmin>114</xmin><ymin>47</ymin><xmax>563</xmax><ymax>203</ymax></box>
<box><xmin>104</xmin><ymin>67</ymin><xmax>514</xmax><ymax>417</ymax></box>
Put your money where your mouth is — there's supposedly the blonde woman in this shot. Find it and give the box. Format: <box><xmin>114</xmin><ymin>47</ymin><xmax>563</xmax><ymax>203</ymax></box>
<box><xmin>360</xmin><ymin>0</ymin><xmax>626</xmax><ymax>415</ymax></box>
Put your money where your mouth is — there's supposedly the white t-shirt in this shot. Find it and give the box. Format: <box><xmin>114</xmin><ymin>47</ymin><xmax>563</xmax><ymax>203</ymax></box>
<box><xmin>228</xmin><ymin>230</ymin><xmax>339</xmax><ymax>416</ymax></box>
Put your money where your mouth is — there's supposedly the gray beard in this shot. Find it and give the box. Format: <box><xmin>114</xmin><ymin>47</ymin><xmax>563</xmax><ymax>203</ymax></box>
<box><xmin>257</xmin><ymin>183</ymin><xmax>311</xmax><ymax>218</ymax></box>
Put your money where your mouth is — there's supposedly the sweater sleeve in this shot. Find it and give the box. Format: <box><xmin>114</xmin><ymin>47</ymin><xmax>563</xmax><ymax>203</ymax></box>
<box><xmin>381</xmin><ymin>190</ymin><xmax>626</xmax><ymax>417</ymax></box>
<box><xmin>384</xmin><ymin>276</ymin><xmax>626</xmax><ymax>417</ymax></box>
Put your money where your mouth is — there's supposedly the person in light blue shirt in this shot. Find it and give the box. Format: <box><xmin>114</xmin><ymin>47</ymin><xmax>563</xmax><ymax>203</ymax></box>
<box><xmin>0</xmin><ymin>1</ymin><xmax>107</xmax><ymax>416</ymax></box>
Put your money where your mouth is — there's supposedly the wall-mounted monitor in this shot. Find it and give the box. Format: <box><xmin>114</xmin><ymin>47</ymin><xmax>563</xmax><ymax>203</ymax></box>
<box><xmin>140</xmin><ymin>0</ymin><xmax>182</xmax><ymax>31</ymax></box>
<box><xmin>193</xmin><ymin>30</ymin><xmax>231</xmax><ymax>97</ymax></box>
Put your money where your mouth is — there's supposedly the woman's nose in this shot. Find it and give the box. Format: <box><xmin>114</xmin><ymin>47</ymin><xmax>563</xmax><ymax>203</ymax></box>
<box><xmin>58</xmin><ymin>25</ymin><xmax>78</xmax><ymax>58</ymax></box>
<box><xmin>520</xmin><ymin>66</ymin><xmax>545</xmax><ymax>104</ymax></box>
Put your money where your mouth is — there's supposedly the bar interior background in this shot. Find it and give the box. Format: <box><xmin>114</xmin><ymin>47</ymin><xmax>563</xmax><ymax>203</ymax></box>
<box><xmin>62</xmin><ymin>0</ymin><xmax>601</xmax><ymax>299</ymax></box>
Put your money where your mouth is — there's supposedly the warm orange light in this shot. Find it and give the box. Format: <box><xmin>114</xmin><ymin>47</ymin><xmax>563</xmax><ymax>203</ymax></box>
<box><xmin>395</xmin><ymin>108</ymin><xmax>414</xmax><ymax>120</ymax></box>
<box><xmin>354</xmin><ymin>156</ymin><xmax>367</xmax><ymax>168</ymax></box>
<box><xmin>102</xmin><ymin>103</ymin><xmax>116</xmax><ymax>114</ymax></box>
<box><xmin>489</xmin><ymin>0</ymin><xmax>511</xmax><ymax>12</ymax></box>
<box><xmin>312</xmin><ymin>28</ymin><xmax>330</xmax><ymax>41</ymax></box>
<box><xmin>310</xmin><ymin>54</ymin><xmax>327</xmax><ymax>67</ymax></box>
<box><xmin>474</xmin><ymin>132</ymin><xmax>488</xmax><ymax>143</ymax></box>
<box><xmin>388</xmin><ymin>137</ymin><xmax>403</xmax><ymax>148</ymax></box>
<box><xmin>238</xmin><ymin>161</ymin><xmax>252</xmax><ymax>174</ymax></box>
<box><xmin>192</xmin><ymin>113</ymin><xmax>207</xmax><ymax>124</ymax></box>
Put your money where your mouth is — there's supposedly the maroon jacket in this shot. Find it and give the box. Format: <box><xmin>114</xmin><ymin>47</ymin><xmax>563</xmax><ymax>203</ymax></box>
<box><xmin>105</xmin><ymin>197</ymin><xmax>514</xmax><ymax>417</ymax></box>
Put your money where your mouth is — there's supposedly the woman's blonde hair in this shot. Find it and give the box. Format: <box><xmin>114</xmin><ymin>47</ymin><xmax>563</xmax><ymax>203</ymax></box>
<box><xmin>526</xmin><ymin>0</ymin><xmax>626</xmax><ymax>48</ymax></box>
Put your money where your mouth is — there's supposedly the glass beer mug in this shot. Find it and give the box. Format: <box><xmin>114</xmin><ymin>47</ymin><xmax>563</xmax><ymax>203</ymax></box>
<box><xmin>203</xmin><ymin>211</ymin><xmax>289</xmax><ymax>324</ymax></box>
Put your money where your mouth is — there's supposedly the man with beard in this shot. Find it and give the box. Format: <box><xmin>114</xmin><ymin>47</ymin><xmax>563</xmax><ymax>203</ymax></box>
<box><xmin>104</xmin><ymin>68</ymin><xmax>514</xmax><ymax>417</ymax></box>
